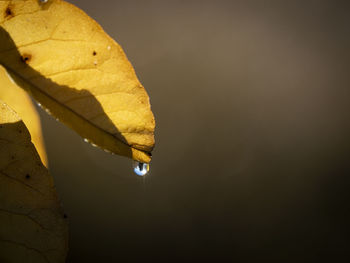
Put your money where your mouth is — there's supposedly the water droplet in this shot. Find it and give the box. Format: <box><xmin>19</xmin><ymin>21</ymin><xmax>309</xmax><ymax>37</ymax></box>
<box><xmin>37</xmin><ymin>102</ymin><xmax>42</xmax><ymax>107</ymax></box>
<box><xmin>133</xmin><ymin>161</ymin><xmax>149</xmax><ymax>176</ymax></box>
<box><xmin>91</xmin><ymin>143</ymin><xmax>97</xmax><ymax>147</ymax></box>
<box><xmin>107</xmin><ymin>46</ymin><xmax>111</xmax><ymax>50</ymax></box>
<box><xmin>40</xmin><ymin>0</ymin><xmax>48</xmax><ymax>3</ymax></box>
<box><xmin>45</xmin><ymin>108</ymin><xmax>51</xmax><ymax>115</ymax></box>
<box><xmin>93</xmin><ymin>60</ymin><xmax>98</xmax><ymax>65</ymax></box>
<box><xmin>83</xmin><ymin>138</ymin><xmax>89</xmax><ymax>143</ymax></box>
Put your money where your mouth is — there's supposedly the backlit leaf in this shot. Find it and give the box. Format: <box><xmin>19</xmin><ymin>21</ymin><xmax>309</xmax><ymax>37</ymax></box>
<box><xmin>0</xmin><ymin>0</ymin><xmax>155</xmax><ymax>163</ymax></box>
<box><xmin>0</xmin><ymin>65</ymin><xmax>48</xmax><ymax>167</ymax></box>
<box><xmin>0</xmin><ymin>100</ymin><xmax>68</xmax><ymax>263</ymax></box>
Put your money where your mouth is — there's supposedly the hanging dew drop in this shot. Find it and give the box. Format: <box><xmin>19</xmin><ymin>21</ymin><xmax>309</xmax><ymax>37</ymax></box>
<box><xmin>83</xmin><ymin>138</ymin><xmax>89</xmax><ymax>143</ymax></box>
<box><xmin>133</xmin><ymin>161</ymin><xmax>149</xmax><ymax>176</ymax></box>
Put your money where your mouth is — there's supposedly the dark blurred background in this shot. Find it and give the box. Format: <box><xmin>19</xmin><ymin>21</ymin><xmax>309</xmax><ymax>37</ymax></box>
<box><xmin>36</xmin><ymin>0</ymin><xmax>350</xmax><ymax>262</ymax></box>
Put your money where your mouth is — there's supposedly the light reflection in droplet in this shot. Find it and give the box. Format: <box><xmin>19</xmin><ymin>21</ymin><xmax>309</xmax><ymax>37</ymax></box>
<box><xmin>133</xmin><ymin>161</ymin><xmax>149</xmax><ymax>176</ymax></box>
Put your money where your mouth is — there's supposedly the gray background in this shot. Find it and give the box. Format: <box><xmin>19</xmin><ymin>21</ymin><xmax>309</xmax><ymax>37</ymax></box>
<box><xmin>37</xmin><ymin>0</ymin><xmax>350</xmax><ymax>262</ymax></box>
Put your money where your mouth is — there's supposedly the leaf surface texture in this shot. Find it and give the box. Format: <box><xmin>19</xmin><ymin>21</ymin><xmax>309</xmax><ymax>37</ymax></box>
<box><xmin>0</xmin><ymin>100</ymin><xmax>68</xmax><ymax>263</ymax></box>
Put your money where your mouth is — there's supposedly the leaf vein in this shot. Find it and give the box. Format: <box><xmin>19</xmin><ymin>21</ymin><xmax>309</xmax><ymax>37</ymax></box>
<box><xmin>0</xmin><ymin>171</ymin><xmax>45</xmax><ymax>196</ymax></box>
<box><xmin>0</xmin><ymin>208</ymin><xmax>55</xmax><ymax>233</ymax></box>
<box><xmin>0</xmin><ymin>239</ymin><xmax>50</xmax><ymax>263</ymax></box>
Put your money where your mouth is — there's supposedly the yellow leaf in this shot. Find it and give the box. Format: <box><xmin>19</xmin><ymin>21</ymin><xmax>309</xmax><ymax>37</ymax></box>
<box><xmin>0</xmin><ymin>100</ymin><xmax>68</xmax><ymax>263</ymax></box>
<box><xmin>0</xmin><ymin>0</ymin><xmax>155</xmax><ymax>163</ymax></box>
<box><xmin>0</xmin><ymin>65</ymin><xmax>48</xmax><ymax>167</ymax></box>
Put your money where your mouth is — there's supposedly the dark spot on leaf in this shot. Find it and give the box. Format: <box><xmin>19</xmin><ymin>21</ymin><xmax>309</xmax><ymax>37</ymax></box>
<box><xmin>5</xmin><ymin>7</ymin><xmax>13</xmax><ymax>17</ymax></box>
<box><xmin>93</xmin><ymin>51</ymin><xmax>97</xmax><ymax>56</ymax></box>
<box><xmin>20</xmin><ymin>54</ymin><xmax>32</xmax><ymax>63</ymax></box>
<box><xmin>18</xmin><ymin>129</ymin><xmax>22</xmax><ymax>133</ymax></box>
<box><xmin>25</xmin><ymin>174</ymin><xmax>30</xmax><ymax>179</ymax></box>
<box><xmin>11</xmin><ymin>156</ymin><xmax>15</xmax><ymax>160</ymax></box>
<box><xmin>63</xmin><ymin>214</ymin><xmax>68</xmax><ymax>219</ymax></box>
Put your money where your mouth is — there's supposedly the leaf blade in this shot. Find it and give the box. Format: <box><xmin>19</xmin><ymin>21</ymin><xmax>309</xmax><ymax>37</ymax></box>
<box><xmin>0</xmin><ymin>65</ymin><xmax>48</xmax><ymax>167</ymax></box>
<box><xmin>0</xmin><ymin>100</ymin><xmax>68</xmax><ymax>263</ymax></box>
<box><xmin>0</xmin><ymin>0</ymin><xmax>155</xmax><ymax>163</ymax></box>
